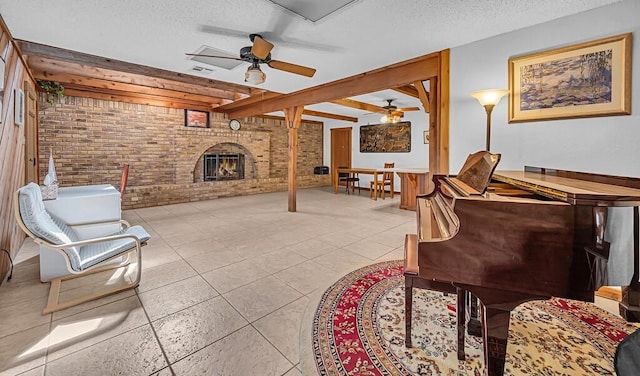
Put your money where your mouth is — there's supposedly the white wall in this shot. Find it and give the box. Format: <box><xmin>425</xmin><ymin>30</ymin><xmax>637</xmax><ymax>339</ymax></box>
<box><xmin>323</xmin><ymin>110</ymin><xmax>430</xmax><ymax>188</ymax></box>
<box><xmin>450</xmin><ymin>0</ymin><xmax>640</xmax><ymax>176</ymax></box>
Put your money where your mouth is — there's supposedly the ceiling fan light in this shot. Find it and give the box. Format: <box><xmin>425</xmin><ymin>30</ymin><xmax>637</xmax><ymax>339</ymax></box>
<box><xmin>245</xmin><ymin>66</ymin><xmax>266</xmax><ymax>85</ymax></box>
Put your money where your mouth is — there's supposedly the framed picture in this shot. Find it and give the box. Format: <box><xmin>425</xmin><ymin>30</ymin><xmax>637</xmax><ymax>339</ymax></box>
<box><xmin>359</xmin><ymin>122</ymin><xmax>411</xmax><ymax>153</ymax></box>
<box><xmin>14</xmin><ymin>88</ymin><xmax>24</xmax><ymax>126</ymax></box>
<box><xmin>423</xmin><ymin>130</ymin><xmax>430</xmax><ymax>144</ymax></box>
<box><xmin>184</xmin><ymin>109</ymin><xmax>209</xmax><ymax>128</ymax></box>
<box><xmin>508</xmin><ymin>33</ymin><xmax>632</xmax><ymax>123</ymax></box>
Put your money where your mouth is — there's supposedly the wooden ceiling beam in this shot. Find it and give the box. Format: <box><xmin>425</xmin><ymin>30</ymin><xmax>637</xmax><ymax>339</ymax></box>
<box><xmin>63</xmin><ymin>83</ymin><xmax>214</xmax><ymax>110</ymax></box>
<box><xmin>31</xmin><ymin>70</ymin><xmax>226</xmax><ymax>106</ymax></box>
<box><xmin>255</xmin><ymin>114</ymin><xmax>323</xmax><ymax>126</ymax></box>
<box><xmin>64</xmin><ymin>88</ymin><xmax>213</xmax><ymax>112</ymax></box>
<box><xmin>226</xmin><ymin>52</ymin><xmax>440</xmax><ymax>119</ymax></box>
<box><xmin>27</xmin><ymin>56</ymin><xmax>241</xmax><ymax>100</ymax></box>
<box><xmin>215</xmin><ymin>91</ymin><xmax>283</xmax><ymax>111</ymax></box>
<box><xmin>329</xmin><ymin>98</ymin><xmax>387</xmax><ymax>114</ymax></box>
<box><xmin>18</xmin><ymin>39</ymin><xmax>252</xmax><ymax>95</ymax></box>
<box><xmin>392</xmin><ymin>84</ymin><xmax>420</xmax><ymax>98</ymax></box>
<box><xmin>301</xmin><ymin>109</ymin><xmax>357</xmax><ymax>122</ymax></box>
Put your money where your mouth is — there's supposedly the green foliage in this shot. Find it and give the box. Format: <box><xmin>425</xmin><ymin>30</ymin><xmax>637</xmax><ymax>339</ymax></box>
<box><xmin>36</xmin><ymin>80</ymin><xmax>64</xmax><ymax>105</ymax></box>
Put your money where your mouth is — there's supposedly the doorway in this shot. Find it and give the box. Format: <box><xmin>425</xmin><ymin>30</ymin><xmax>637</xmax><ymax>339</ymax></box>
<box><xmin>24</xmin><ymin>81</ymin><xmax>38</xmax><ymax>184</ymax></box>
<box><xmin>330</xmin><ymin>127</ymin><xmax>352</xmax><ymax>186</ymax></box>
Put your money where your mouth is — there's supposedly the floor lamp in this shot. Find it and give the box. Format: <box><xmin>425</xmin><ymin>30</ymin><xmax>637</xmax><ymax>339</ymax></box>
<box><xmin>471</xmin><ymin>89</ymin><xmax>508</xmax><ymax>152</ymax></box>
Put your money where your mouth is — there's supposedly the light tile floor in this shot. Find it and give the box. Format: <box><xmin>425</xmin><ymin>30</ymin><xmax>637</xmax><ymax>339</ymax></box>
<box><xmin>0</xmin><ymin>187</ymin><xmax>414</xmax><ymax>376</ymax></box>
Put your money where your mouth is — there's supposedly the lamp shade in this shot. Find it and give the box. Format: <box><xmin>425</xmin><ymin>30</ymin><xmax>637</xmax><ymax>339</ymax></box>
<box><xmin>244</xmin><ymin>66</ymin><xmax>266</xmax><ymax>85</ymax></box>
<box><xmin>471</xmin><ymin>89</ymin><xmax>508</xmax><ymax>106</ymax></box>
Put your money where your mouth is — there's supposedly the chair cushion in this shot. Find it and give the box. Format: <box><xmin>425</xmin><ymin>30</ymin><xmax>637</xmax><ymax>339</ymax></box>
<box><xmin>78</xmin><ymin>225</ymin><xmax>151</xmax><ymax>271</ymax></box>
<box><xmin>19</xmin><ymin>183</ymin><xmax>83</xmax><ymax>270</ymax></box>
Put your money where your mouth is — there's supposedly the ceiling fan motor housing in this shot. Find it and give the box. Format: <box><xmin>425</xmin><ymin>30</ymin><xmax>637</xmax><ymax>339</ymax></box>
<box><xmin>240</xmin><ymin>46</ymin><xmax>270</xmax><ymax>62</ymax></box>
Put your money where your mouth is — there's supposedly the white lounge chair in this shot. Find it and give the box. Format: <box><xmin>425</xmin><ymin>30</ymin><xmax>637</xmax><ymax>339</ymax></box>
<box><xmin>14</xmin><ymin>182</ymin><xmax>150</xmax><ymax>315</ymax></box>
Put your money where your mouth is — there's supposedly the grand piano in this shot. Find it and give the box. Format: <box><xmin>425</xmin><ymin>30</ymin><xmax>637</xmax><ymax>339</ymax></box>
<box><xmin>405</xmin><ymin>151</ymin><xmax>640</xmax><ymax>375</ymax></box>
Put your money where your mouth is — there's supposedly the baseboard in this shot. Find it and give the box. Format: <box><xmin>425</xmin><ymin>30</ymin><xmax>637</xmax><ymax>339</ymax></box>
<box><xmin>595</xmin><ymin>286</ymin><xmax>622</xmax><ymax>302</ymax></box>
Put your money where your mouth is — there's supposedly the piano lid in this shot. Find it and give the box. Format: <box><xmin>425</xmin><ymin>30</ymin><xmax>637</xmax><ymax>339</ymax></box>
<box><xmin>493</xmin><ymin>167</ymin><xmax>640</xmax><ymax>206</ymax></box>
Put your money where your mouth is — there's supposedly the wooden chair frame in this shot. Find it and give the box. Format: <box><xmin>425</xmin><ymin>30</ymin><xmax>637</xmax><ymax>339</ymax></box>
<box><xmin>14</xmin><ymin>190</ymin><xmax>145</xmax><ymax>315</ymax></box>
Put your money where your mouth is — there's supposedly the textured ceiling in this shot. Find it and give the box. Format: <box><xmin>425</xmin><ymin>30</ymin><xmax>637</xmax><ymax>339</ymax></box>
<box><xmin>0</xmin><ymin>0</ymin><xmax>621</xmax><ymax>118</ymax></box>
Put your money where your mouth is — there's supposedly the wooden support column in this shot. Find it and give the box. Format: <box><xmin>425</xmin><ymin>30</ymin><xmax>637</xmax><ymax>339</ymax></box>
<box><xmin>284</xmin><ymin>106</ymin><xmax>304</xmax><ymax>212</ymax></box>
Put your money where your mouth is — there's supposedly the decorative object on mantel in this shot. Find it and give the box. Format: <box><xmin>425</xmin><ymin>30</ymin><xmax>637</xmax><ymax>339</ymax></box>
<box><xmin>360</xmin><ymin>121</ymin><xmax>411</xmax><ymax>153</ymax></box>
<box><xmin>184</xmin><ymin>109</ymin><xmax>210</xmax><ymax>128</ymax></box>
<box><xmin>36</xmin><ymin>80</ymin><xmax>64</xmax><ymax>105</ymax></box>
<box><xmin>41</xmin><ymin>148</ymin><xmax>59</xmax><ymax>200</ymax></box>
<box><xmin>471</xmin><ymin>88</ymin><xmax>508</xmax><ymax>151</ymax></box>
<box><xmin>508</xmin><ymin>33</ymin><xmax>632</xmax><ymax>123</ymax></box>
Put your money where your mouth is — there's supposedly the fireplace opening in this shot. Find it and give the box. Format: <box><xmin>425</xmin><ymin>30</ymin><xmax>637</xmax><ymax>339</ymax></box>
<box><xmin>204</xmin><ymin>153</ymin><xmax>245</xmax><ymax>181</ymax></box>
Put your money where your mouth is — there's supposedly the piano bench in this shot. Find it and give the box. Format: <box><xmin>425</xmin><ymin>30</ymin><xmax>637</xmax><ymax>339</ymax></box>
<box><xmin>403</xmin><ymin>234</ymin><xmax>463</xmax><ymax>359</ymax></box>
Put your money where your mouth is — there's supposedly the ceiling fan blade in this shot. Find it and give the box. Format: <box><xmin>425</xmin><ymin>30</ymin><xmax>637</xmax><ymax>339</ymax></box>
<box><xmin>251</xmin><ymin>36</ymin><xmax>274</xmax><ymax>60</ymax></box>
<box><xmin>397</xmin><ymin>107</ymin><xmax>420</xmax><ymax>112</ymax></box>
<box><xmin>268</xmin><ymin>60</ymin><xmax>316</xmax><ymax>77</ymax></box>
<box><xmin>185</xmin><ymin>53</ymin><xmax>243</xmax><ymax>61</ymax></box>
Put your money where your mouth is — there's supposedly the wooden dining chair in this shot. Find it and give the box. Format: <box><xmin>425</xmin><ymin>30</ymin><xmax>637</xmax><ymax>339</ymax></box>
<box><xmin>370</xmin><ymin>162</ymin><xmax>394</xmax><ymax>199</ymax></box>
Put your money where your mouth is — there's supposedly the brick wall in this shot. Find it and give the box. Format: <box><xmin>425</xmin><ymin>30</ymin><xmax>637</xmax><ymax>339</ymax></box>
<box><xmin>37</xmin><ymin>95</ymin><xmax>330</xmax><ymax>209</ymax></box>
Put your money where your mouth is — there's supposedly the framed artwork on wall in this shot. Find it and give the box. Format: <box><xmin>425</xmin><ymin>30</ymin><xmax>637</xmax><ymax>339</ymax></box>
<box><xmin>14</xmin><ymin>88</ymin><xmax>24</xmax><ymax>126</ymax></box>
<box><xmin>423</xmin><ymin>130</ymin><xmax>430</xmax><ymax>144</ymax></box>
<box><xmin>184</xmin><ymin>109</ymin><xmax>210</xmax><ymax>128</ymax></box>
<box><xmin>508</xmin><ymin>33</ymin><xmax>632</xmax><ymax>123</ymax></box>
<box><xmin>359</xmin><ymin>122</ymin><xmax>411</xmax><ymax>153</ymax></box>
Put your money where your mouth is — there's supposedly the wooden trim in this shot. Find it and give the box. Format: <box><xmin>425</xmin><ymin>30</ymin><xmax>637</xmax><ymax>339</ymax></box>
<box><xmin>329</xmin><ymin>98</ymin><xmax>388</xmax><ymax>114</ymax></box>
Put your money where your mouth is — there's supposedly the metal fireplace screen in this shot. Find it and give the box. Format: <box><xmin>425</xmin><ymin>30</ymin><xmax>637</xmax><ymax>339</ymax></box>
<box><xmin>204</xmin><ymin>153</ymin><xmax>245</xmax><ymax>181</ymax></box>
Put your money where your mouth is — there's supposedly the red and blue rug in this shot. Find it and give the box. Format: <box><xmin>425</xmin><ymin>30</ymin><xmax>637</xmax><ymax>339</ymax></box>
<box><xmin>312</xmin><ymin>260</ymin><xmax>640</xmax><ymax>375</ymax></box>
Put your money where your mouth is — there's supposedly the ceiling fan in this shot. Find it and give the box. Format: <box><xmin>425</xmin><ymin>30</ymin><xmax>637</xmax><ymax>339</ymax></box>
<box><xmin>186</xmin><ymin>34</ymin><xmax>316</xmax><ymax>85</ymax></box>
<box><xmin>380</xmin><ymin>99</ymin><xmax>420</xmax><ymax>123</ymax></box>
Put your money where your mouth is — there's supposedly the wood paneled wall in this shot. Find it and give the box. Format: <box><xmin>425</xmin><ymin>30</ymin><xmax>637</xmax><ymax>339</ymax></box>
<box><xmin>0</xmin><ymin>16</ymin><xmax>36</xmax><ymax>284</ymax></box>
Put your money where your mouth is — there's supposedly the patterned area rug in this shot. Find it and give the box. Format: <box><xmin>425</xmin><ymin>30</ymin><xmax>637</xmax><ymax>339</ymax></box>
<box><xmin>312</xmin><ymin>260</ymin><xmax>640</xmax><ymax>375</ymax></box>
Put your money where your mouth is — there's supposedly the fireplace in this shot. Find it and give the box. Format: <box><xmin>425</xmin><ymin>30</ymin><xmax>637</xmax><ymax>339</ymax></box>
<box><xmin>204</xmin><ymin>153</ymin><xmax>245</xmax><ymax>181</ymax></box>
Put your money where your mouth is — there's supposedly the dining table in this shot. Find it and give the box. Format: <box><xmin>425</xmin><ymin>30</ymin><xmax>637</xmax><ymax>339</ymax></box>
<box><xmin>333</xmin><ymin>167</ymin><xmax>430</xmax><ymax>207</ymax></box>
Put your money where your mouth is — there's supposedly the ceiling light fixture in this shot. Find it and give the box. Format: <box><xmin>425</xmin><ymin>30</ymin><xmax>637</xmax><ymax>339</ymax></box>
<box><xmin>380</xmin><ymin>113</ymin><xmax>401</xmax><ymax>124</ymax></box>
<box><xmin>244</xmin><ymin>64</ymin><xmax>266</xmax><ymax>85</ymax></box>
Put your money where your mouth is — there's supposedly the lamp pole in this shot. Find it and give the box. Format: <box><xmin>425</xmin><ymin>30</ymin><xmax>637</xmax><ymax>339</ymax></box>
<box><xmin>471</xmin><ymin>89</ymin><xmax>508</xmax><ymax>153</ymax></box>
<box><xmin>483</xmin><ymin>104</ymin><xmax>495</xmax><ymax>152</ymax></box>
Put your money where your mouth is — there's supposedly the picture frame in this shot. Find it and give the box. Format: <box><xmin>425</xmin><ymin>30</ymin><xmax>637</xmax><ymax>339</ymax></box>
<box><xmin>423</xmin><ymin>130</ymin><xmax>430</xmax><ymax>144</ymax></box>
<box><xmin>184</xmin><ymin>109</ymin><xmax>209</xmax><ymax>128</ymax></box>
<box><xmin>508</xmin><ymin>33</ymin><xmax>632</xmax><ymax>123</ymax></box>
<box><xmin>14</xmin><ymin>88</ymin><xmax>24</xmax><ymax>126</ymax></box>
<box><xmin>359</xmin><ymin>122</ymin><xmax>411</xmax><ymax>153</ymax></box>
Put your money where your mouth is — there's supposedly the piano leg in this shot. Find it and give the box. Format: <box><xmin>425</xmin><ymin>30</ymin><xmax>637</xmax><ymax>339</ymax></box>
<box><xmin>405</xmin><ymin>277</ymin><xmax>414</xmax><ymax>347</ymax></box>
<box><xmin>466</xmin><ymin>291</ymin><xmax>482</xmax><ymax>337</ymax></box>
<box><xmin>481</xmin><ymin>305</ymin><xmax>510</xmax><ymax>376</ymax></box>
<box><xmin>456</xmin><ymin>288</ymin><xmax>466</xmax><ymax>361</ymax></box>
<box><xmin>456</xmin><ymin>284</ymin><xmax>549</xmax><ymax>376</ymax></box>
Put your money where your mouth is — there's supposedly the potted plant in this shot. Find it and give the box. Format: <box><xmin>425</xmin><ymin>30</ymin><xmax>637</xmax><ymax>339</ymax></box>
<box><xmin>36</xmin><ymin>80</ymin><xmax>64</xmax><ymax>105</ymax></box>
